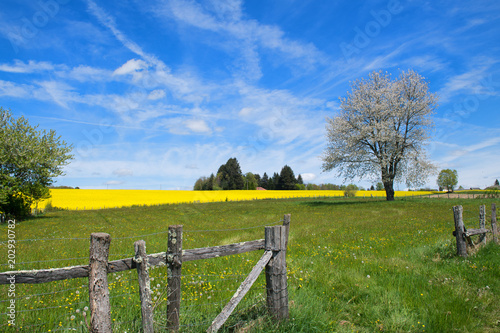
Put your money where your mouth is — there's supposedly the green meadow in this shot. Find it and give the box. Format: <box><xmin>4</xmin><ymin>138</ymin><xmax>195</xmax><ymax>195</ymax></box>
<box><xmin>1</xmin><ymin>197</ymin><xmax>499</xmax><ymax>332</ymax></box>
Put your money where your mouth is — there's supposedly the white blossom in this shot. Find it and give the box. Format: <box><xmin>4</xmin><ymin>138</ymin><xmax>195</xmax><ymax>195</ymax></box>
<box><xmin>322</xmin><ymin>70</ymin><xmax>437</xmax><ymax>200</ymax></box>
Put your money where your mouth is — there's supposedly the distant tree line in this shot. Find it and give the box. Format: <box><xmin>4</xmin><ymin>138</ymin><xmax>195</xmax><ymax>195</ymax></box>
<box><xmin>193</xmin><ymin>157</ymin><xmax>305</xmax><ymax>190</ymax></box>
<box><xmin>194</xmin><ymin>158</ymin><xmax>388</xmax><ymax>192</ymax></box>
<box><xmin>48</xmin><ymin>185</ymin><xmax>79</xmax><ymax>189</ymax></box>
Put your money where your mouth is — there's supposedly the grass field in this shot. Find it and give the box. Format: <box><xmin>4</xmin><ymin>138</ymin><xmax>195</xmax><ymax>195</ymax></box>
<box><xmin>2</xmin><ymin>197</ymin><xmax>499</xmax><ymax>332</ymax></box>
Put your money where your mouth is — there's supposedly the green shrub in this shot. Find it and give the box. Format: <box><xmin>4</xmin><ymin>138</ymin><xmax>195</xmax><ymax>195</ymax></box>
<box><xmin>343</xmin><ymin>184</ymin><xmax>358</xmax><ymax>197</ymax></box>
<box><xmin>0</xmin><ymin>193</ymin><xmax>31</xmax><ymax>220</ymax></box>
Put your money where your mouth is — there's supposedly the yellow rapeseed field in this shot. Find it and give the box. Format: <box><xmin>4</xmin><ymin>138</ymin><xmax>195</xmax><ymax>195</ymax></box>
<box><xmin>39</xmin><ymin>189</ymin><xmax>434</xmax><ymax>210</ymax></box>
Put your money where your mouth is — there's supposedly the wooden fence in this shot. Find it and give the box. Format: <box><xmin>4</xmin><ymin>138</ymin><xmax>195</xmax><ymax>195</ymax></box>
<box><xmin>0</xmin><ymin>215</ymin><xmax>291</xmax><ymax>332</ymax></box>
<box><xmin>453</xmin><ymin>204</ymin><xmax>498</xmax><ymax>257</ymax></box>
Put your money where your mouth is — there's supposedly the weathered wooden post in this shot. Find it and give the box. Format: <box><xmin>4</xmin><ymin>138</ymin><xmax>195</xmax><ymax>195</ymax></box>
<box><xmin>167</xmin><ymin>225</ymin><xmax>183</xmax><ymax>331</ymax></box>
<box><xmin>134</xmin><ymin>240</ymin><xmax>154</xmax><ymax>333</ymax></box>
<box><xmin>492</xmin><ymin>203</ymin><xmax>498</xmax><ymax>244</ymax></box>
<box><xmin>89</xmin><ymin>233</ymin><xmax>112</xmax><ymax>333</ymax></box>
<box><xmin>265</xmin><ymin>225</ymin><xmax>289</xmax><ymax>320</ymax></box>
<box><xmin>453</xmin><ymin>206</ymin><xmax>467</xmax><ymax>258</ymax></box>
<box><xmin>479</xmin><ymin>205</ymin><xmax>486</xmax><ymax>244</ymax></box>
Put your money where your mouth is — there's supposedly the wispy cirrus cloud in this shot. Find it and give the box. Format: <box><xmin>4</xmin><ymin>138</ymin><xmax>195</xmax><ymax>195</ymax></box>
<box><xmin>153</xmin><ymin>0</ymin><xmax>326</xmax><ymax>80</ymax></box>
<box><xmin>0</xmin><ymin>60</ymin><xmax>115</xmax><ymax>84</ymax></box>
<box><xmin>0</xmin><ymin>79</ymin><xmax>80</xmax><ymax>107</ymax></box>
<box><xmin>86</xmin><ymin>0</ymin><xmax>158</xmax><ymax>64</ymax></box>
<box><xmin>0</xmin><ymin>80</ymin><xmax>32</xmax><ymax>98</ymax></box>
<box><xmin>60</xmin><ymin>65</ymin><xmax>114</xmax><ymax>83</ymax></box>
<box><xmin>440</xmin><ymin>136</ymin><xmax>500</xmax><ymax>164</ymax></box>
<box><xmin>438</xmin><ymin>58</ymin><xmax>499</xmax><ymax>102</ymax></box>
<box><xmin>0</xmin><ymin>60</ymin><xmax>62</xmax><ymax>73</ymax></box>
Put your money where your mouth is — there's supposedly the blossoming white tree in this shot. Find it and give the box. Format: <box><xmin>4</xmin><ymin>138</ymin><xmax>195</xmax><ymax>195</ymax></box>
<box><xmin>322</xmin><ymin>70</ymin><xmax>437</xmax><ymax>201</ymax></box>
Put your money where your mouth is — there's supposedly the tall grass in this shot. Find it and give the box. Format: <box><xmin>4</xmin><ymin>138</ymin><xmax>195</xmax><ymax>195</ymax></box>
<box><xmin>1</xmin><ymin>197</ymin><xmax>499</xmax><ymax>332</ymax></box>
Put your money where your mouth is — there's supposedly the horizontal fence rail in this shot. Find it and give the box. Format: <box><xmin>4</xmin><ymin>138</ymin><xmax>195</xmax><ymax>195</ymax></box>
<box><xmin>0</xmin><ymin>239</ymin><xmax>266</xmax><ymax>285</ymax></box>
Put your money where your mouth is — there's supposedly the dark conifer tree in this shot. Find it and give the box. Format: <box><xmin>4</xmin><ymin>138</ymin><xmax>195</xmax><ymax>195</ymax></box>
<box><xmin>260</xmin><ymin>172</ymin><xmax>269</xmax><ymax>189</ymax></box>
<box><xmin>217</xmin><ymin>158</ymin><xmax>244</xmax><ymax>190</ymax></box>
<box><xmin>271</xmin><ymin>172</ymin><xmax>280</xmax><ymax>190</ymax></box>
<box><xmin>279</xmin><ymin>165</ymin><xmax>297</xmax><ymax>190</ymax></box>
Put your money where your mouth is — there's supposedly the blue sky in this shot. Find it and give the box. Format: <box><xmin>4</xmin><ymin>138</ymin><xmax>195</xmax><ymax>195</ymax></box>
<box><xmin>1</xmin><ymin>0</ymin><xmax>499</xmax><ymax>190</ymax></box>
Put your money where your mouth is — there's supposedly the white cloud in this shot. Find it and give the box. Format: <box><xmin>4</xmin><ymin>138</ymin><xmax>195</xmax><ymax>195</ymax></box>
<box><xmin>238</xmin><ymin>107</ymin><xmax>254</xmax><ymax>117</ymax></box>
<box><xmin>168</xmin><ymin>0</ymin><xmax>219</xmax><ymax>31</ymax></box>
<box><xmin>36</xmin><ymin>80</ymin><xmax>77</xmax><ymax>108</ymax></box>
<box><xmin>300</xmin><ymin>173</ymin><xmax>316</xmax><ymax>182</ymax></box>
<box><xmin>445</xmin><ymin>150</ymin><xmax>500</xmax><ymax>189</ymax></box>
<box><xmin>0</xmin><ymin>80</ymin><xmax>31</xmax><ymax>97</ymax></box>
<box><xmin>206</xmin><ymin>0</ymin><xmax>243</xmax><ymax>22</ymax></box>
<box><xmin>438</xmin><ymin>58</ymin><xmax>498</xmax><ymax>102</ymax></box>
<box><xmin>363</xmin><ymin>44</ymin><xmax>407</xmax><ymax>71</ymax></box>
<box><xmin>326</xmin><ymin>101</ymin><xmax>340</xmax><ymax>111</ymax></box>
<box><xmin>235</xmin><ymin>81</ymin><xmax>327</xmax><ymax>145</ymax></box>
<box><xmin>104</xmin><ymin>180</ymin><xmax>123</xmax><ymax>185</ymax></box>
<box><xmin>156</xmin><ymin>0</ymin><xmax>325</xmax><ymax>79</ymax></box>
<box><xmin>63</xmin><ymin>65</ymin><xmax>113</xmax><ymax>82</ymax></box>
<box><xmin>0</xmin><ymin>61</ymin><xmax>113</xmax><ymax>83</ymax></box>
<box><xmin>454</xmin><ymin>18</ymin><xmax>487</xmax><ymax>34</ymax></box>
<box><xmin>402</xmin><ymin>55</ymin><xmax>448</xmax><ymax>72</ymax></box>
<box><xmin>148</xmin><ymin>89</ymin><xmax>166</xmax><ymax>100</ymax></box>
<box><xmin>0</xmin><ymin>60</ymin><xmax>59</xmax><ymax>73</ymax></box>
<box><xmin>86</xmin><ymin>0</ymin><xmax>158</xmax><ymax>64</ymax></box>
<box><xmin>64</xmin><ymin>142</ymin><xmax>236</xmax><ymax>187</ymax></box>
<box><xmin>112</xmin><ymin>168</ymin><xmax>134</xmax><ymax>177</ymax></box>
<box><xmin>113</xmin><ymin>59</ymin><xmax>148</xmax><ymax>76</ymax></box>
<box><xmin>185</xmin><ymin>119</ymin><xmax>211</xmax><ymax>134</ymax></box>
<box><xmin>440</xmin><ymin>136</ymin><xmax>500</xmax><ymax>164</ymax></box>
<box><xmin>429</xmin><ymin>123</ymin><xmax>500</xmax><ymax>188</ymax></box>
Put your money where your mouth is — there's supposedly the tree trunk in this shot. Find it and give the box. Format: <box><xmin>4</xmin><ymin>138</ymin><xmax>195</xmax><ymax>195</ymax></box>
<box><xmin>383</xmin><ymin>179</ymin><xmax>395</xmax><ymax>201</ymax></box>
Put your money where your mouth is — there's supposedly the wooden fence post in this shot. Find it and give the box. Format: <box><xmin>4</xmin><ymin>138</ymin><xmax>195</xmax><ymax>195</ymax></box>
<box><xmin>167</xmin><ymin>225</ymin><xmax>183</xmax><ymax>331</ymax></box>
<box><xmin>492</xmin><ymin>203</ymin><xmax>498</xmax><ymax>244</ymax></box>
<box><xmin>453</xmin><ymin>206</ymin><xmax>467</xmax><ymax>258</ymax></box>
<box><xmin>265</xmin><ymin>225</ymin><xmax>289</xmax><ymax>320</ymax></box>
<box><xmin>134</xmin><ymin>240</ymin><xmax>154</xmax><ymax>333</ymax></box>
<box><xmin>89</xmin><ymin>233</ymin><xmax>112</xmax><ymax>333</ymax></box>
<box><xmin>479</xmin><ymin>205</ymin><xmax>486</xmax><ymax>244</ymax></box>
